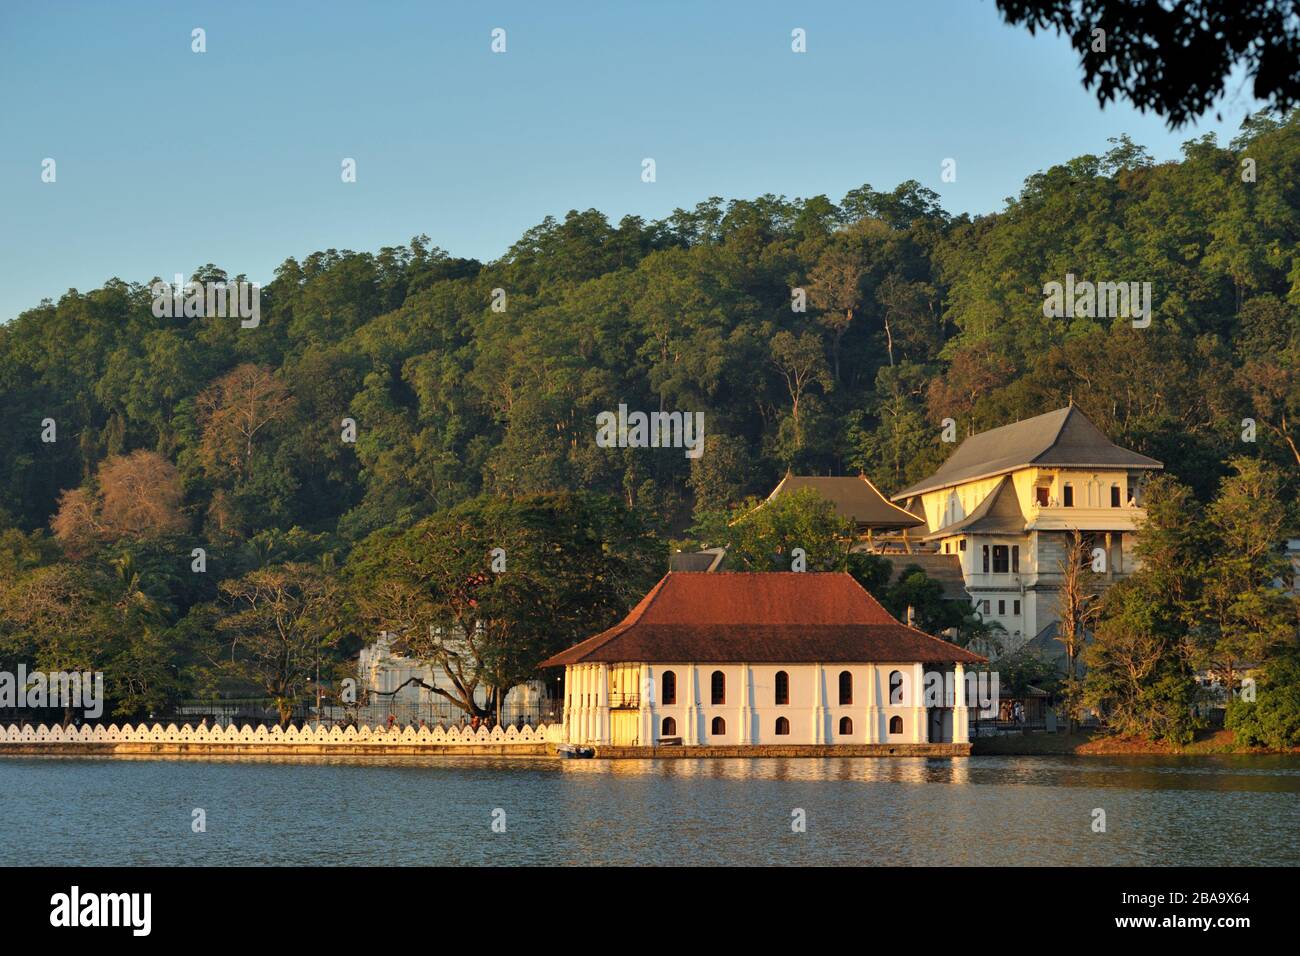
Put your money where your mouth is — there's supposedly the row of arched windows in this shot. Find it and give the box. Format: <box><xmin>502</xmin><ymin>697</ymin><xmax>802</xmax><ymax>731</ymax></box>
<box><xmin>659</xmin><ymin>669</ymin><xmax>890</xmax><ymax>706</ymax></box>
<box><xmin>661</xmin><ymin>715</ymin><xmax>905</xmax><ymax>737</ymax></box>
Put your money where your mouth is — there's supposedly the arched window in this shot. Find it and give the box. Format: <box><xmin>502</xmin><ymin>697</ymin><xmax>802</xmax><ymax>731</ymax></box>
<box><xmin>889</xmin><ymin>715</ymin><xmax>903</xmax><ymax>735</ymax></box>
<box><xmin>661</xmin><ymin>716</ymin><xmax>676</xmax><ymax>737</ymax></box>
<box><xmin>711</xmin><ymin>670</ymin><xmax>725</xmax><ymax>705</ymax></box>
<box><xmin>838</xmin><ymin>671</ymin><xmax>853</xmax><ymax>705</ymax></box>
<box><xmin>661</xmin><ymin>670</ymin><xmax>676</xmax><ymax>706</ymax></box>
<box><xmin>775</xmin><ymin>716</ymin><xmax>790</xmax><ymax>736</ymax></box>
<box><xmin>889</xmin><ymin>670</ymin><xmax>904</xmax><ymax>705</ymax></box>
<box><xmin>775</xmin><ymin>670</ymin><xmax>789</xmax><ymax>705</ymax></box>
<box><xmin>839</xmin><ymin>716</ymin><xmax>853</xmax><ymax>736</ymax></box>
<box><xmin>711</xmin><ymin>716</ymin><xmax>726</xmax><ymax>736</ymax></box>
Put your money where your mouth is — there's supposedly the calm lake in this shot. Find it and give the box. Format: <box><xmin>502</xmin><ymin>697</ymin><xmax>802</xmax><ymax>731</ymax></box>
<box><xmin>3</xmin><ymin>755</ymin><xmax>1298</xmax><ymax>866</ymax></box>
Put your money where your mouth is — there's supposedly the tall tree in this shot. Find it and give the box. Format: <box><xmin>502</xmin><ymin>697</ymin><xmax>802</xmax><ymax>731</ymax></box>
<box><xmin>195</xmin><ymin>364</ymin><xmax>295</xmax><ymax>482</ymax></box>
<box><xmin>1194</xmin><ymin>458</ymin><xmax>1297</xmax><ymax>694</ymax></box>
<box><xmin>348</xmin><ymin>493</ymin><xmax>663</xmax><ymax>719</ymax></box>
<box><xmin>1055</xmin><ymin>528</ymin><xmax>1101</xmax><ymax>730</ymax></box>
<box><xmin>695</xmin><ymin>488</ymin><xmax>851</xmax><ymax>572</ymax></box>
<box><xmin>769</xmin><ymin>331</ymin><xmax>833</xmax><ymax>465</ymax></box>
<box><xmin>209</xmin><ymin>562</ymin><xmax>349</xmax><ymax>726</ymax></box>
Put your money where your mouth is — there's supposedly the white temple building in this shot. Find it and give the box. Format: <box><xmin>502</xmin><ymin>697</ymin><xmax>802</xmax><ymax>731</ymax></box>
<box><xmin>891</xmin><ymin>406</ymin><xmax>1162</xmax><ymax>655</ymax></box>
<box><xmin>541</xmin><ymin>572</ymin><xmax>985</xmax><ymax>752</ymax></box>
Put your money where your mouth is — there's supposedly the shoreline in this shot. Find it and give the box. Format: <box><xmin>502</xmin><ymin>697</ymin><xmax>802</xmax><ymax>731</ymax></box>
<box><xmin>971</xmin><ymin>729</ymin><xmax>1300</xmax><ymax>757</ymax></box>
<box><xmin>2</xmin><ymin>723</ymin><xmax>1294</xmax><ymax>760</ymax></box>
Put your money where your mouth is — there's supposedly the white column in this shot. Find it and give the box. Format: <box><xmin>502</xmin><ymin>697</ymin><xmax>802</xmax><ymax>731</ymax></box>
<box><xmin>640</xmin><ymin>664</ymin><xmax>654</xmax><ymax>746</ymax></box>
<box><xmin>596</xmin><ymin>663</ymin><xmax>610</xmax><ymax>744</ymax></box>
<box><xmin>574</xmin><ymin>665</ymin><xmax>584</xmax><ymax>743</ymax></box>
<box><xmin>953</xmin><ymin>662</ymin><xmax>969</xmax><ymax>744</ymax></box>
<box><xmin>738</xmin><ymin>664</ymin><xmax>750</xmax><ymax>745</ymax></box>
<box><xmin>569</xmin><ymin>666</ymin><xmax>579</xmax><ymax>743</ymax></box>
<box><xmin>581</xmin><ymin>665</ymin><xmax>592</xmax><ymax>743</ymax></box>
<box><xmin>866</xmin><ymin>666</ymin><xmax>879</xmax><ymax>744</ymax></box>
<box><xmin>686</xmin><ymin>665</ymin><xmax>699</xmax><ymax>745</ymax></box>
<box><xmin>813</xmin><ymin>662</ymin><xmax>825</xmax><ymax>744</ymax></box>
<box><xmin>913</xmin><ymin>662</ymin><xmax>927</xmax><ymax>743</ymax></box>
<box><xmin>563</xmin><ymin>665</ymin><xmax>574</xmax><ymax>743</ymax></box>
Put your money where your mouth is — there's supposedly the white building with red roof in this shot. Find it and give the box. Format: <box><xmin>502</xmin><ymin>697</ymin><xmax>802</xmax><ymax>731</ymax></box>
<box><xmin>540</xmin><ymin>571</ymin><xmax>985</xmax><ymax>754</ymax></box>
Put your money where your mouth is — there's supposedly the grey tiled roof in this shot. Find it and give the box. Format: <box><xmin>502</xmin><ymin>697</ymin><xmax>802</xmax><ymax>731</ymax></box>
<box><xmin>769</xmin><ymin>474</ymin><xmax>924</xmax><ymax>528</ymax></box>
<box><xmin>880</xmin><ymin>552</ymin><xmax>970</xmax><ymax>601</ymax></box>
<box><xmin>891</xmin><ymin>407</ymin><xmax>1162</xmax><ymax>499</ymax></box>
<box><xmin>668</xmin><ymin>548</ymin><xmax>727</xmax><ymax>572</ymax></box>
<box><xmin>921</xmin><ymin>475</ymin><xmax>1027</xmax><ymax>540</ymax></box>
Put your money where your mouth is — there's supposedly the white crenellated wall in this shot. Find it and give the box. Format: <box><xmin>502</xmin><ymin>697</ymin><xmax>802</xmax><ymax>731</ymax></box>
<box><xmin>0</xmin><ymin>721</ymin><xmax>561</xmax><ymax>746</ymax></box>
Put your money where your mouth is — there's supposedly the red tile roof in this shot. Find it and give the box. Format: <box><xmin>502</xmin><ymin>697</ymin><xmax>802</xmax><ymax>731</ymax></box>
<box><xmin>539</xmin><ymin>572</ymin><xmax>986</xmax><ymax>666</ymax></box>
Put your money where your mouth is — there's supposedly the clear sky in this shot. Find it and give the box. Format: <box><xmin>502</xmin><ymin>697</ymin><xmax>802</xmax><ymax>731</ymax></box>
<box><xmin>0</xmin><ymin>0</ymin><xmax>1264</xmax><ymax>323</ymax></box>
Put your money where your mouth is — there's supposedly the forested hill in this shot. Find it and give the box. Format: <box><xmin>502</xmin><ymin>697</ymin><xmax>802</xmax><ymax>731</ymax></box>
<box><xmin>1</xmin><ymin>113</ymin><xmax>1297</xmax><ymax>548</ymax></box>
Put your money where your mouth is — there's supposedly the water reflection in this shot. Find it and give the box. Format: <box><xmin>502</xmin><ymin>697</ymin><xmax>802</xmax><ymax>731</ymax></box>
<box><xmin>1</xmin><ymin>755</ymin><xmax>1297</xmax><ymax>866</ymax></box>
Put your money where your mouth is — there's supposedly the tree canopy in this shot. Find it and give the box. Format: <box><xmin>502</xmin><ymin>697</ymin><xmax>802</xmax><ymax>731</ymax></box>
<box><xmin>1</xmin><ymin>115</ymin><xmax>1298</xmax><ymax>721</ymax></box>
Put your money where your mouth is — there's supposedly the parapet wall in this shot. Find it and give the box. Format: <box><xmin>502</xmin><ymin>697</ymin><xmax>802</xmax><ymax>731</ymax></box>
<box><xmin>0</xmin><ymin>721</ymin><xmax>559</xmax><ymax>757</ymax></box>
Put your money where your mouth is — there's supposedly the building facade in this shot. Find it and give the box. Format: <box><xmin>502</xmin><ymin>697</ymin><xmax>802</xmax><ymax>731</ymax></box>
<box><xmin>891</xmin><ymin>406</ymin><xmax>1162</xmax><ymax>654</ymax></box>
<box><xmin>541</xmin><ymin>572</ymin><xmax>985</xmax><ymax>751</ymax></box>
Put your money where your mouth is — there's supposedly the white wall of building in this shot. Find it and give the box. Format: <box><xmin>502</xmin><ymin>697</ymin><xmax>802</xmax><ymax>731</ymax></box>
<box><xmin>924</xmin><ymin>467</ymin><xmax>1151</xmax><ymax>654</ymax></box>
<box><xmin>563</xmin><ymin>661</ymin><xmax>968</xmax><ymax>747</ymax></box>
<box><xmin>359</xmin><ymin>632</ymin><xmax>546</xmax><ymax>713</ymax></box>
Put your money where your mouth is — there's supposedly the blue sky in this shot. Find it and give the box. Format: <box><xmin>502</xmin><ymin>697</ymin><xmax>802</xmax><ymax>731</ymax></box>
<box><xmin>0</xmin><ymin>0</ymin><xmax>1264</xmax><ymax>323</ymax></box>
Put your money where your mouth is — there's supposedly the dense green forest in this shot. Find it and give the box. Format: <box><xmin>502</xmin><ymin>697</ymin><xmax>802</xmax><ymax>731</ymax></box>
<box><xmin>1</xmin><ymin>112</ymin><xmax>1297</xmax><ymax>720</ymax></box>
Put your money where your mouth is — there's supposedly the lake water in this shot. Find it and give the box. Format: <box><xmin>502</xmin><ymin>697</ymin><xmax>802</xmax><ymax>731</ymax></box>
<box><xmin>3</xmin><ymin>754</ymin><xmax>1298</xmax><ymax>866</ymax></box>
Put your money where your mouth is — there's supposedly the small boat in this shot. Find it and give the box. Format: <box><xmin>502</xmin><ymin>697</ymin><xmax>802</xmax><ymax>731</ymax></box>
<box><xmin>556</xmin><ymin>744</ymin><xmax>595</xmax><ymax>758</ymax></box>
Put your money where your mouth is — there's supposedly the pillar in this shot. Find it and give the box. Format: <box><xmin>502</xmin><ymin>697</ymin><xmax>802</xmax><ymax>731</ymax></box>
<box><xmin>563</xmin><ymin>665</ymin><xmax>574</xmax><ymax>743</ymax></box>
<box><xmin>582</xmin><ymin>665</ymin><xmax>593</xmax><ymax>743</ymax></box>
<box><xmin>577</xmin><ymin>660</ymin><xmax>587</xmax><ymax>743</ymax></box>
<box><xmin>595</xmin><ymin>663</ymin><xmax>610</xmax><ymax>744</ymax></box>
<box><xmin>813</xmin><ymin>662</ymin><xmax>826</xmax><ymax>744</ymax></box>
<box><xmin>576</xmin><ymin>665</ymin><xmax>586</xmax><ymax>743</ymax></box>
<box><xmin>738</xmin><ymin>664</ymin><xmax>750</xmax><ymax>745</ymax></box>
<box><xmin>952</xmin><ymin>662</ymin><xmax>969</xmax><ymax>744</ymax></box>
<box><xmin>686</xmin><ymin>665</ymin><xmax>700</xmax><ymax>745</ymax></box>
<box><xmin>866</xmin><ymin>666</ymin><xmax>879</xmax><ymax>744</ymax></box>
<box><xmin>913</xmin><ymin>662</ymin><xmax>927</xmax><ymax>743</ymax></box>
<box><xmin>640</xmin><ymin>663</ymin><xmax>654</xmax><ymax>746</ymax></box>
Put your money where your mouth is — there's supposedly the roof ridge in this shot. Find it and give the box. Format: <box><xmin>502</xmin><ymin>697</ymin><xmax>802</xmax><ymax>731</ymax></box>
<box><xmin>541</xmin><ymin>572</ymin><xmax>673</xmax><ymax>665</ymax></box>
<box><xmin>1046</xmin><ymin>405</ymin><xmax>1075</xmax><ymax>445</ymax></box>
<box><xmin>639</xmin><ymin>571</ymin><xmax>675</xmax><ymax>616</ymax></box>
<box><xmin>856</xmin><ymin>474</ymin><xmax>927</xmax><ymax>522</ymax></box>
<box><xmin>1028</xmin><ymin>405</ymin><xmax>1084</xmax><ymax>463</ymax></box>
